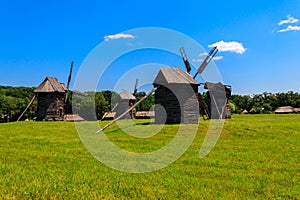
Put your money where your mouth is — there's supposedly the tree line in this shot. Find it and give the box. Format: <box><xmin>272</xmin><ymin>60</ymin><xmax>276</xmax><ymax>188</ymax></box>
<box><xmin>0</xmin><ymin>85</ymin><xmax>299</xmax><ymax>122</ymax></box>
<box><xmin>0</xmin><ymin>86</ymin><xmax>154</xmax><ymax>122</ymax></box>
<box><xmin>0</xmin><ymin>86</ymin><xmax>37</xmax><ymax>121</ymax></box>
<box><xmin>71</xmin><ymin>90</ymin><xmax>155</xmax><ymax>120</ymax></box>
<box><xmin>230</xmin><ymin>91</ymin><xmax>300</xmax><ymax>114</ymax></box>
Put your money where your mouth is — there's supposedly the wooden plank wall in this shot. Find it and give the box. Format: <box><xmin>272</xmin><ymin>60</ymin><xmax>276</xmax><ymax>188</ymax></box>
<box><xmin>36</xmin><ymin>93</ymin><xmax>65</xmax><ymax>121</ymax></box>
<box><xmin>207</xmin><ymin>89</ymin><xmax>231</xmax><ymax>119</ymax></box>
<box><xmin>115</xmin><ymin>99</ymin><xmax>135</xmax><ymax>119</ymax></box>
<box><xmin>155</xmin><ymin>84</ymin><xmax>199</xmax><ymax>124</ymax></box>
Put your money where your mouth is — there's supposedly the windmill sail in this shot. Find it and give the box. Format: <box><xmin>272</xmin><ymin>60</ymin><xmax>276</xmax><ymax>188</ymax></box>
<box><xmin>193</xmin><ymin>46</ymin><xmax>218</xmax><ymax>79</ymax></box>
<box><xmin>64</xmin><ymin>61</ymin><xmax>74</xmax><ymax>116</ymax></box>
<box><xmin>133</xmin><ymin>79</ymin><xmax>138</xmax><ymax>95</ymax></box>
<box><xmin>180</xmin><ymin>47</ymin><xmax>191</xmax><ymax>74</ymax></box>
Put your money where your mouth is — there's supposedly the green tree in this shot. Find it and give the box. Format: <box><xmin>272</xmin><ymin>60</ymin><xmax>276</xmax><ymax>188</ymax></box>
<box><xmin>79</xmin><ymin>93</ymin><xmax>96</xmax><ymax>121</ymax></box>
<box><xmin>231</xmin><ymin>95</ymin><xmax>253</xmax><ymax>112</ymax></box>
<box><xmin>95</xmin><ymin>92</ymin><xmax>109</xmax><ymax>119</ymax></box>
<box><xmin>230</xmin><ymin>102</ymin><xmax>237</xmax><ymax>113</ymax></box>
<box><xmin>134</xmin><ymin>92</ymin><xmax>154</xmax><ymax>111</ymax></box>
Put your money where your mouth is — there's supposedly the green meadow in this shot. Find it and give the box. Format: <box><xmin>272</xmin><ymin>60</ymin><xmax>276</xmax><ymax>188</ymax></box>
<box><xmin>1</xmin><ymin>114</ymin><xmax>299</xmax><ymax>199</ymax></box>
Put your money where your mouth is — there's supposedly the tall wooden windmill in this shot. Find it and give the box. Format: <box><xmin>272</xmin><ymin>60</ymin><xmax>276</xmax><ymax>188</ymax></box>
<box><xmin>33</xmin><ymin>77</ymin><xmax>68</xmax><ymax>121</ymax></box>
<box><xmin>34</xmin><ymin>62</ymin><xmax>74</xmax><ymax>121</ymax></box>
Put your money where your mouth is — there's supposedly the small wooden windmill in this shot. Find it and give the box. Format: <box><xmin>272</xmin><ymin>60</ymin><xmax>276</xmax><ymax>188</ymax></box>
<box><xmin>114</xmin><ymin>90</ymin><xmax>136</xmax><ymax>119</ymax></box>
<box><xmin>17</xmin><ymin>62</ymin><xmax>77</xmax><ymax>121</ymax></box>
<box><xmin>102</xmin><ymin>79</ymin><xmax>139</xmax><ymax>120</ymax></box>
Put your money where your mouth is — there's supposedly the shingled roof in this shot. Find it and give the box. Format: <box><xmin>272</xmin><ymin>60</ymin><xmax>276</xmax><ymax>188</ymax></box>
<box><xmin>34</xmin><ymin>77</ymin><xmax>68</xmax><ymax>93</ymax></box>
<box><xmin>153</xmin><ymin>68</ymin><xmax>199</xmax><ymax>85</ymax></box>
<box><xmin>119</xmin><ymin>90</ymin><xmax>136</xmax><ymax>100</ymax></box>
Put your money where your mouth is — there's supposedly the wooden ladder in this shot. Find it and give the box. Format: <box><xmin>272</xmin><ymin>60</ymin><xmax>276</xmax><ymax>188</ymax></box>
<box><xmin>197</xmin><ymin>93</ymin><xmax>210</xmax><ymax>120</ymax></box>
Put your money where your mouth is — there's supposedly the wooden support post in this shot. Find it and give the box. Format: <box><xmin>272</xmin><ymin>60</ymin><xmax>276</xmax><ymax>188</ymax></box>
<box><xmin>17</xmin><ymin>96</ymin><xmax>36</xmax><ymax>122</ymax></box>
<box><xmin>197</xmin><ymin>93</ymin><xmax>209</xmax><ymax>120</ymax></box>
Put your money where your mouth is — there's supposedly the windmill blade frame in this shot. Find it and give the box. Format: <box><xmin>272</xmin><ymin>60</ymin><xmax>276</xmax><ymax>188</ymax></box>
<box><xmin>133</xmin><ymin>78</ymin><xmax>139</xmax><ymax>95</ymax></box>
<box><xmin>193</xmin><ymin>46</ymin><xmax>218</xmax><ymax>79</ymax></box>
<box><xmin>64</xmin><ymin>61</ymin><xmax>74</xmax><ymax>117</ymax></box>
<box><xmin>180</xmin><ymin>47</ymin><xmax>191</xmax><ymax>74</ymax></box>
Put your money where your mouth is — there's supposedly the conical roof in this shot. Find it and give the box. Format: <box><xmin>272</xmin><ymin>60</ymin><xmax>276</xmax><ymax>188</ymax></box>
<box><xmin>119</xmin><ymin>90</ymin><xmax>136</xmax><ymax>100</ymax></box>
<box><xmin>34</xmin><ymin>77</ymin><xmax>67</xmax><ymax>93</ymax></box>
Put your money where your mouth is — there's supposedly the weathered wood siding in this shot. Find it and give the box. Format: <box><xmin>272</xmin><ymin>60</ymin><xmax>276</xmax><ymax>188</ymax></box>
<box><xmin>115</xmin><ymin>99</ymin><xmax>135</xmax><ymax>119</ymax></box>
<box><xmin>36</xmin><ymin>93</ymin><xmax>65</xmax><ymax>121</ymax></box>
<box><xmin>207</xmin><ymin>86</ymin><xmax>231</xmax><ymax>119</ymax></box>
<box><xmin>154</xmin><ymin>84</ymin><xmax>199</xmax><ymax>124</ymax></box>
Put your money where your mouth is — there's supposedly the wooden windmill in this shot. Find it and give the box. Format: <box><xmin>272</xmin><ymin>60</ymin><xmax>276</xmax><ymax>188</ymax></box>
<box><xmin>34</xmin><ymin>62</ymin><xmax>74</xmax><ymax>121</ymax></box>
<box><xmin>102</xmin><ymin>79</ymin><xmax>139</xmax><ymax>120</ymax></box>
<box><xmin>17</xmin><ymin>62</ymin><xmax>79</xmax><ymax>121</ymax></box>
<box><xmin>33</xmin><ymin>77</ymin><xmax>68</xmax><ymax>121</ymax></box>
<box><xmin>114</xmin><ymin>90</ymin><xmax>136</xmax><ymax>119</ymax></box>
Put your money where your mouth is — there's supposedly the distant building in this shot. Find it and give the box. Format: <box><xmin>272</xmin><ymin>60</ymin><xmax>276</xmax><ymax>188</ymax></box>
<box><xmin>64</xmin><ymin>114</ymin><xmax>85</xmax><ymax>122</ymax></box>
<box><xmin>34</xmin><ymin>77</ymin><xmax>67</xmax><ymax>121</ymax></box>
<box><xmin>153</xmin><ymin>68</ymin><xmax>199</xmax><ymax>124</ymax></box>
<box><xmin>275</xmin><ymin>106</ymin><xmax>296</xmax><ymax>114</ymax></box>
<box><xmin>135</xmin><ymin>111</ymin><xmax>155</xmax><ymax>119</ymax></box>
<box><xmin>0</xmin><ymin>115</ymin><xmax>9</xmax><ymax>123</ymax></box>
<box><xmin>242</xmin><ymin>109</ymin><xmax>249</xmax><ymax>114</ymax></box>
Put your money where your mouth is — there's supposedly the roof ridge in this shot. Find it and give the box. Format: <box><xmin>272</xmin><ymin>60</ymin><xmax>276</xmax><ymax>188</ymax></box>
<box><xmin>154</xmin><ymin>67</ymin><xmax>199</xmax><ymax>85</ymax></box>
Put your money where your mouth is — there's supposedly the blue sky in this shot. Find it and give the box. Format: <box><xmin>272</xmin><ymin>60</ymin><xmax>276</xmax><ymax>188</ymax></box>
<box><xmin>0</xmin><ymin>0</ymin><xmax>299</xmax><ymax>94</ymax></box>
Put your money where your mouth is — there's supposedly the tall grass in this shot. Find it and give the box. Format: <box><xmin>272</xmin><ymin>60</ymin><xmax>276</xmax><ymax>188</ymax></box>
<box><xmin>1</xmin><ymin>114</ymin><xmax>299</xmax><ymax>199</ymax></box>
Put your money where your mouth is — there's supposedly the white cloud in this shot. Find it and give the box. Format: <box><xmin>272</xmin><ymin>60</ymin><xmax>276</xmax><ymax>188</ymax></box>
<box><xmin>278</xmin><ymin>15</ymin><xmax>299</xmax><ymax>25</ymax></box>
<box><xmin>192</xmin><ymin>55</ymin><xmax>223</xmax><ymax>62</ymax></box>
<box><xmin>209</xmin><ymin>40</ymin><xmax>246</xmax><ymax>54</ymax></box>
<box><xmin>104</xmin><ymin>33</ymin><xmax>135</xmax><ymax>41</ymax></box>
<box><xmin>212</xmin><ymin>56</ymin><xmax>223</xmax><ymax>61</ymax></box>
<box><xmin>192</xmin><ymin>58</ymin><xmax>203</xmax><ymax>63</ymax></box>
<box><xmin>199</xmin><ymin>52</ymin><xmax>208</xmax><ymax>57</ymax></box>
<box><xmin>278</xmin><ymin>25</ymin><xmax>300</xmax><ymax>32</ymax></box>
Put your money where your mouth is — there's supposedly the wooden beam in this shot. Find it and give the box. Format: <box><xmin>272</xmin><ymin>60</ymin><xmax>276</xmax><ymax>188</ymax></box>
<box><xmin>64</xmin><ymin>61</ymin><xmax>74</xmax><ymax>116</ymax></box>
<box><xmin>17</xmin><ymin>95</ymin><xmax>36</xmax><ymax>122</ymax></box>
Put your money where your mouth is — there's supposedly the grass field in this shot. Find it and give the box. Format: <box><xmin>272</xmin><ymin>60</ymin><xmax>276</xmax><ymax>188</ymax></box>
<box><xmin>1</xmin><ymin>114</ymin><xmax>299</xmax><ymax>199</ymax></box>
